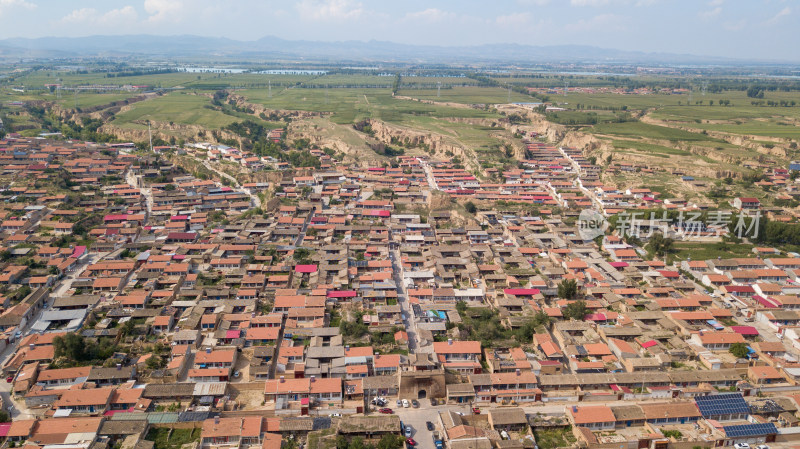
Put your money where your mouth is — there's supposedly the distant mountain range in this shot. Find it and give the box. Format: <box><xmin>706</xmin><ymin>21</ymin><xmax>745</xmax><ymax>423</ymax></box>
<box><xmin>0</xmin><ymin>34</ymin><xmax>773</xmax><ymax>65</ymax></box>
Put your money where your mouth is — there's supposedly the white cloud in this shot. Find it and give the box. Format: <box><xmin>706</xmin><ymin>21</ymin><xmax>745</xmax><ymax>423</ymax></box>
<box><xmin>144</xmin><ymin>0</ymin><xmax>184</xmax><ymax>22</ymax></box>
<box><xmin>62</xmin><ymin>6</ymin><xmax>137</xmax><ymax>24</ymax></box>
<box><xmin>699</xmin><ymin>6</ymin><xmax>722</xmax><ymax>19</ymax></box>
<box><xmin>709</xmin><ymin>0</ymin><xmax>724</xmax><ymax>6</ymax></box>
<box><xmin>103</xmin><ymin>6</ymin><xmax>138</xmax><ymax>22</ymax></box>
<box><xmin>0</xmin><ymin>0</ymin><xmax>36</xmax><ymax>16</ymax></box>
<box><xmin>570</xmin><ymin>0</ymin><xmax>610</xmax><ymax>6</ymax></box>
<box><xmin>764</xmin><ymin>7</ymin><xmax>791</xmax><ymax>24</ymax></box>
<box><xmin>296</xmin><ymin>0</ymin><xmax>364</xmax><ymax>21</ymax></box>
<box><xmin>404</xmin><ymin>8</ymin><xmax>454</xmax><ymax>23</ymax></box>
<box><xmin>516</xmin><ymin>0</ymin><xmax>551</xmax><ymax>6</ymax></box>
<box><xmin>495</xmin><ymin>12</ymin><xmax>531</xmax><ymax>26</ymax></box>
<box><xmin>61</xmin><ymin>7</ymin><xmax>97</xmax><ymax>23</ymax></box>
<box><xmin>570</xmin><ymin>0</ymin><xmax>658</xmax><ymax>6</ymax></box>
<box><xmin>566</xmin><ymin>13</ymin><xmax>625</xmax><ymax>31</ymax></box>
<box><xmin>723</xmin><ymin>19</ymin><xmax>746</xmax><ymax>31</ymax></box>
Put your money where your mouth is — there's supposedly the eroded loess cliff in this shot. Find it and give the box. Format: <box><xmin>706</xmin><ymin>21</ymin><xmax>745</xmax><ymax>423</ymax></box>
<box><xmin>364</xmin><ymin>119</ymin><xmax>479</xmax><ymax>172</ymax></box>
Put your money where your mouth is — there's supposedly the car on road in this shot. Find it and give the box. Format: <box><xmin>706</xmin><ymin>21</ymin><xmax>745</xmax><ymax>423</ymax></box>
<box><xmin>406</xmin><ymin>439</ymin><xmax>416</xmax><ymax>446</ymax></box>
<box><xmin>426</xmin><ymin>422</ymin><xmax>435</xmax><ymax>431</ymax></box>
<box><xmin>397</xmin><ymin>399</ymin><xmax>402</xmax><ymax>408</ymax></box>
<box><xmin>331</xmin><ymin>413</ymin><xmax>342</xmax><ymax>417</ymax></box>
<box><xmin>756</xmin><ymin>445</ymin><xmax>769</xmax><ymax>449</ymax></box>
<box><xmin>379</xmin><ymin>408</ymin><xmax>394</xmax><ymax>414</ymax></box>
<box><xmin>411</xmin><ymin>399</ymin><xmax>419</xmax><ymax>408</ymax></box>
<box><xmin>402</xmin><ymin>399</ymin><xmax>410</xmax><ymax>408</ymax></box>
<box><xmin>404</xmin><ymin>425</ymin><xmax>413</xmax><ymax>437</ymax></box>
<box><xmin>5</xmin><ymin>375</ymin><xmax>13</xmax><ymax>383</ymax></box>
<box><xmin>430</xmin><ymin>398</ymin><xmax>437</xmax><ymax>406</ymax></box>
<box><xmin>472</xmin><ymin>407</ymin><xmax>481</xmax><ymax>414</ymax></box>
<box><xmin>734</xmin><ymin>444</ymin><xmax>750</xmax><ymax>449</ymax></box>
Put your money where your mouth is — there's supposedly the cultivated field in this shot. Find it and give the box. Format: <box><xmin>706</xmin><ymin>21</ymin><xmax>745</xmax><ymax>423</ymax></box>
<box><xmin>112</xmin><ymin>92</ymin><xmax>239</xmax><ymax>129</ymax></box>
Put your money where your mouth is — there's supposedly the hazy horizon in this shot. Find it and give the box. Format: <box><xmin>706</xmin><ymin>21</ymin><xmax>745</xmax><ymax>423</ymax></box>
<box><xmin>0</xmin><ymin>0</ymin><xmax>797</xmax><ymax>62</ymax></box>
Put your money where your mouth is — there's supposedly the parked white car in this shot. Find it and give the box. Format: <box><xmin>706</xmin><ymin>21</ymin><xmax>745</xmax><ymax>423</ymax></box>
<box><xmin>402</xmin><ymin>399</ymin><xmax>410</xmax><ymax>408</ymax></box>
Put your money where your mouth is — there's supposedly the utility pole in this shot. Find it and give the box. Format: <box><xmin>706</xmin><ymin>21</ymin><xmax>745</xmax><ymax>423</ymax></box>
<box><xmin>268</xmin><ymin>80</ymin><xmax>272</xmax><ymax>98</ymax></box>
<box><xmin>437</xmin><ymin>82</ymin><xmax>441</xmax><ymax>98</ymax></box>
<box><xmin>564</xmin><ymin>80</ymin><xmax>569</xmax><ymax>97</ymax></box>
<box><xmin>148</xmin><ymin>121</ymin><xmax>153</xmax><ymax>153</ymax></box>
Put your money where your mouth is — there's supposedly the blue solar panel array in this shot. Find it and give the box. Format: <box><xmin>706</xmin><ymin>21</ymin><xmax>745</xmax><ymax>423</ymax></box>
<box><xmin>695</xmin><ymin>393</ymin><xmax>750</xmax><ymax>417</ymax></box>
<box><xmin>723</xmin><ymin>423</ymin><xmax>777</xmax><ymax>438</ymax></box>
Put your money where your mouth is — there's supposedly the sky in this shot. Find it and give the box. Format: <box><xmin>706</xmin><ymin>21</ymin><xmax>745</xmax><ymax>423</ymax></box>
<box><xmin>0</xmin><ymin>0</ymin><xmax>797</xmax><ymax>61</ymax></box>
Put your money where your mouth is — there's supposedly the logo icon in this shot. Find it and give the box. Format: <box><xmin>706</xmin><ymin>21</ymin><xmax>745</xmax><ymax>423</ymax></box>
<box><xmin>578</xmin><ymin>209</ymin><xmax>608</xmax><ymax>241</ymax></box>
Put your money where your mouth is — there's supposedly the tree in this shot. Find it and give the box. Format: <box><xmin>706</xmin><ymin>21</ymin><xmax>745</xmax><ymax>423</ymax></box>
<box><xmin>13</xmin><ymin>285</ymin><xmax>31</xmax><ymax>302</ymax></box>
<box><xmin>146</xmin><ymin>355</ymin><xmax>164</xmax><ymax>370</ymax></box>
<box><xmin>349</xmin><ymin>437</ymin><xmax>366</xmax><ymax>449</ymax></box>
<box><xmin>563</xmin><ymin>300</ymin><xmax>588</xmax><ymax>321</ymax></box>
<box><xmin>729</xmin><ymin>342</ymin><xmax>749</xmax><ymax>359</ymax></box>
<box><xmin>0</xmin><ymin>410</ymin><xmax>9</xmax><ymax>423</ymax></box>
<box><xmin>465</xmin><ymin>201</ymin><xmax>477</xmax><ymax>214</ymax></box>
<box><xmin>557</xmin><ymin>279</ymin><xmax>578</xmax><ymax>299</ymax></box>
<box><xmin>746</xmin><ymin>86</ymin><xmax>765</xmax><ymax>99</ymax></box>
<box><xmin>120</xmin><ymin>319</ymin><xmax>136</xmax><ymax>337</ymax></box>
<box><xmin>648</xmin><ymin>232</ymin><xmax>674</xmax><ymax>256</ymax></box>
<box><xmin>377</xmin><ymin>434</ymin><xmax>404</xmax><ymax>449</ymax></box>
<box><xmin>53</xmin><ymin>333</ymin><xmax>90</xmax><ymax>361</ymax></box>
<box><xmin>340</xmin><ymin>312</ymin><xmax>368</xmax><ymax>338</ymax></box>
<box><xmin>532</xmin><ymin>310</ymin><xmax>552</xmax><ymax>328</ymax></box>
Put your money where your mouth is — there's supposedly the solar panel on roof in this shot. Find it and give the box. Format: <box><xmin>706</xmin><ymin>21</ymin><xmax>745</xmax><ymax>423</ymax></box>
<box><xmin>722</xmin><ymin>423</ymin><xmax>777</xmax><ymax>438</ymax></box>
<box><xmin>695</xmin><ymin>393</ymin><xmax>750</xmax><ymax>417</ymax></box>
